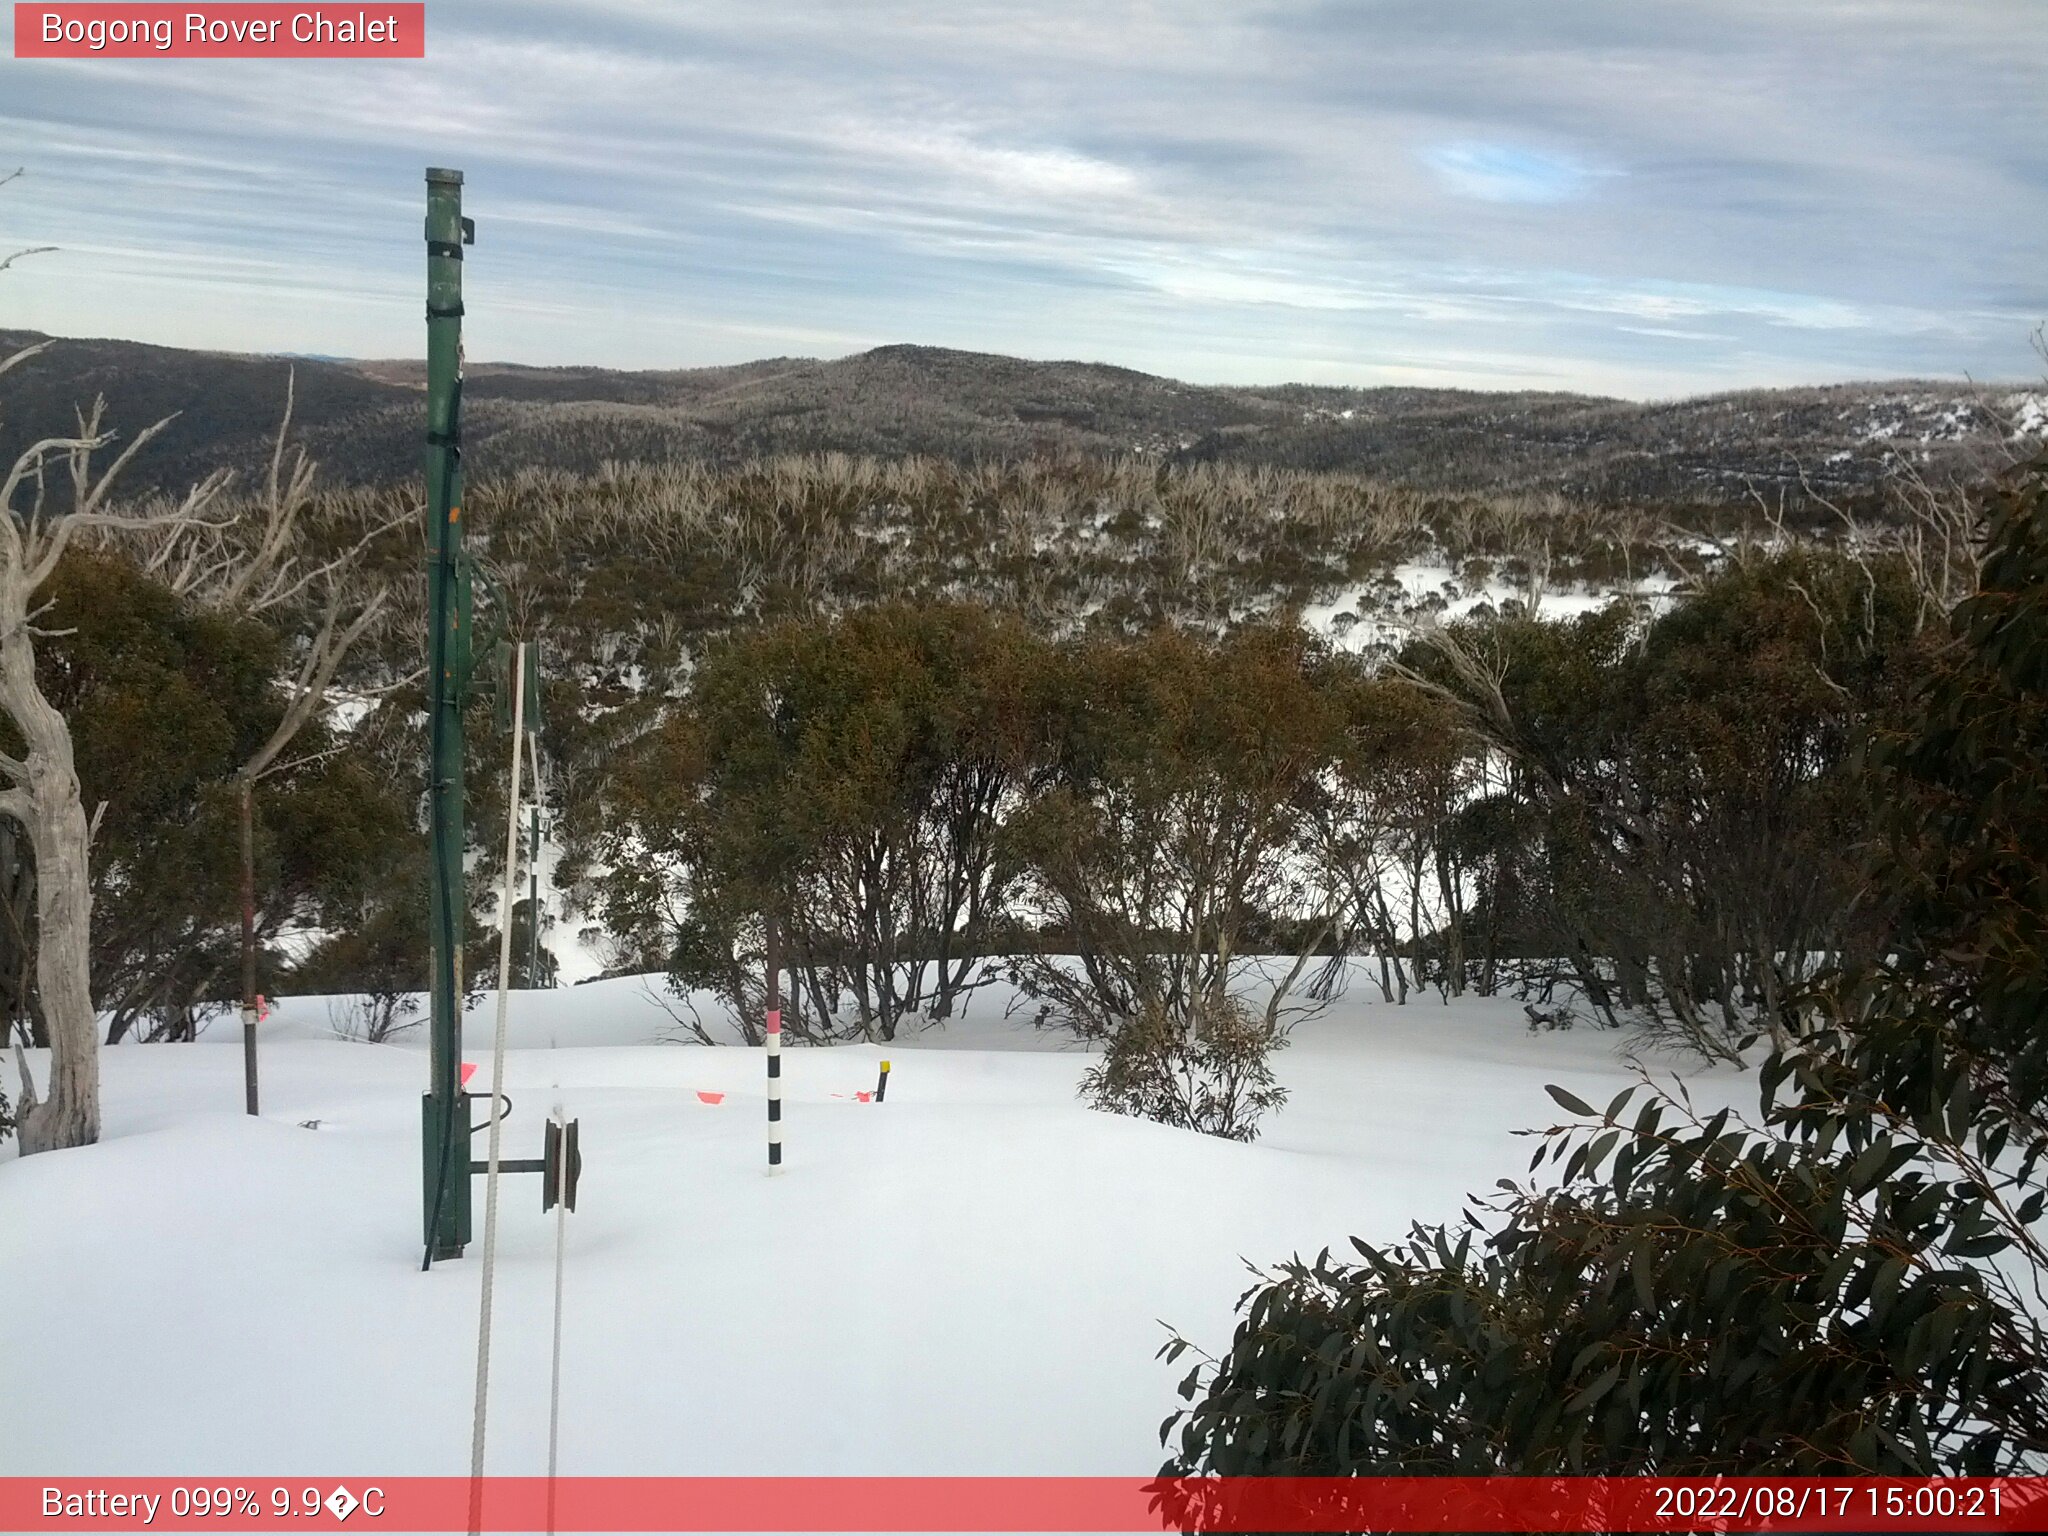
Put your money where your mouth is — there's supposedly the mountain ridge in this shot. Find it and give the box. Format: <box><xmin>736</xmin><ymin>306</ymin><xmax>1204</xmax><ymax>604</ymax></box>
<box><xmin>1</xmin><ymin>330</ymin><xmax>2036</xmax><ymax>506</ymax></box>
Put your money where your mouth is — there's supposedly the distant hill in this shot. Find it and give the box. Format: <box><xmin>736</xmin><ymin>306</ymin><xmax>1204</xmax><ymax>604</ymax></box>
<box><xmin>1</xmin><ymin>331</ymin><xmax>2038</xmax><ymax>506</ymax></box>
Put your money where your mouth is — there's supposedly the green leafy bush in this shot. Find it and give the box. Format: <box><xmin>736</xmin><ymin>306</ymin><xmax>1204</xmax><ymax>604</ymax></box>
<box><xmin>1081</xmin><ymin>994</ymin><xmax>1288</xmax><ymax>1143</ymax></box>
<box><xmin>1164</xmin><ymin>1065</ymin><xmax>2043</xmax><ymax>1474</ymax></box>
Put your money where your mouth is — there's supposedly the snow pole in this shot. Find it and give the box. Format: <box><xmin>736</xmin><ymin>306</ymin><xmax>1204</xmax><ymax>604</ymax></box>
<box><xmin>422</xmin><ymin>165</ymin><xmax>476</xmax><ymax>1265</ymax></box>
<box><xmin>875</xmin><ymin>1059</ymin><xmax>891</xmax><ymax>1102</ymax></box>
<box><xmin>469</xmin><ymin>640</ymin><xmax>530</xmax><ymax>1533</ymax></box>
<box><xmin>766</xmin><ymin>1020</ymin><xmax>782</xmax><ymax>1166</ymax></box>
<box><xmin>766</xmin><ymin>913</ymin><xmax>783</xmax><ymax>1169</ymax></box>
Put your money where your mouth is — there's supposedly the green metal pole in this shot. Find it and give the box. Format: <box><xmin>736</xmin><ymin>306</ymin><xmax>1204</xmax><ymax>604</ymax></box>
<box><xmin>422</xmin><ymin>166</ymin><xmax>472</xmax><ymax>1262</ymax></box>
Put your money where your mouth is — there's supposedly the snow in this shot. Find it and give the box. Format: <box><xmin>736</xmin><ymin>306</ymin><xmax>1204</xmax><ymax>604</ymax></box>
<box><xmin>1299</xmin><ymin>560</ymin><xmax>1676</xmax><ymax>653</ymax></box>
<box><xmin>324</xmin><ymin>691</ymin><xmax>380</xmax><ymax>733</ymax></box>
<box><xmin>2008</xmin><ymin>390</ymin><xmax>2048</xmax><ymax>443</ymax></box>
<box><xmin>1</xmin><ymin>971</ymin><xmax>1736</xmax><ymax>1478</ymax></box>
<box><xmin>519</xmin><ymin>831</ymin><xmax>612</xmax><ymax>987</ymax></box>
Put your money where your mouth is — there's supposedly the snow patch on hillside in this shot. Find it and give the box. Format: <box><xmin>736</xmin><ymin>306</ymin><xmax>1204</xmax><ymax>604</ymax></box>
<box><xmin>1299</xmin><ymin>559</ymin><xmax>1675</xmax><ymax>652</ymax></box>
<box><xmin>2007</xmin><ymin>391</ymin><xmax>2047</xmax><ymax>443</ymax></box>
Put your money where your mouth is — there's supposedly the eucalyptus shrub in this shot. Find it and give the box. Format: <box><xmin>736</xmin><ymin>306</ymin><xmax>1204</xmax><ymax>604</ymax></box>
<box><xmin>1163</xmin><ymin>1063</ymin><xmax>2044</xmax><ymax>1475</ymax></box>
<box><xmin>1081</xmin><ymin>994</ymin><xmax>1288</xmax><ymax>1143</ymax></box>
<box><xmin>1162</xmin><ymin>453</ymin><xmax>2048</xmax><ymax>1478</ymax></box>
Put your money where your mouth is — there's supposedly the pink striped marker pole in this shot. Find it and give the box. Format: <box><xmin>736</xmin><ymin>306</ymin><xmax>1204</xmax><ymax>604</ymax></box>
<box><xmin>765</xmin><ymin>916</ymin><xmax>783</xmax><ymax>1168</ymax></box>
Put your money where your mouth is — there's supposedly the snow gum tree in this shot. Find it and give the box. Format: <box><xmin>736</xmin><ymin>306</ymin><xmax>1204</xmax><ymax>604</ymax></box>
<box><xmin>1007</xmin><ymin>624</ymin><xmax>1343</xmax><ymax>1042</ymax></box>
<box><xmin>2</xmin><ymin>338</ymin><xmax>228</xmax><ymax>1152</ymax></box>
<box><xmin>601</xmin><ymin>601</ymin><xmax>1060</xmax><ymax>1042</ymax></box>
<box><xmin>1006</xmin><ymin>625</ymin><xmax>1343</xmax><ymax>1140</ymax></box>
<box><xmin>137</xmin><ymin>376</ymin><xmax>398</xmax><ymax>1108</ymax></box>
<box><xmin>1302</xmin><ymin>672</ymin><xmax>1469</xmax><ymax>1005</ymax></box>
<box><xmin>1395</xmin><ymin>547</ymin><xmax>1930</xmax><ymax>1057</ymax></box>
<box><xmin>0</xmin><ymin>325</ymin><xmax>390</xmax><ymax>1141</ymax></box>
<box><xmin>16</xmin><ymin>547</ymin><xmax>410</xmax><ymax>1048</ymax></box>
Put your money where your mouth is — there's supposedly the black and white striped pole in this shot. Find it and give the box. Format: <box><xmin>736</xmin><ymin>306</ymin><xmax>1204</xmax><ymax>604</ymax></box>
<box><xmin>765</xmin><ymin>914</ymin><xmax>783</xmax><ymax>1169</ymax></box>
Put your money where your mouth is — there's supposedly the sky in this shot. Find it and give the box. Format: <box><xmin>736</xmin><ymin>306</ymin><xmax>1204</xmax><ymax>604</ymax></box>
<box><xmin>2</xmin><ymin>0</ymin><xmax>2045</xmax><ymax>398</ymax></box>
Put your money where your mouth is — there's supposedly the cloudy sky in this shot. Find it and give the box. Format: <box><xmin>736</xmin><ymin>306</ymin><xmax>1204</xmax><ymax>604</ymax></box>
<box><xmin>2</xmin><ymin>1</ymin><xmax>2044</xmax><ymax>397</ymax></box>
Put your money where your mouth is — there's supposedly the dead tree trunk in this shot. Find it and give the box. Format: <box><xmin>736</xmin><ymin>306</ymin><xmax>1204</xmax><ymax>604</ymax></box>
<box><xmin>0</xmin><ymin>612</ymin><xmax>100</xmax><ymax>1153</ymax></box>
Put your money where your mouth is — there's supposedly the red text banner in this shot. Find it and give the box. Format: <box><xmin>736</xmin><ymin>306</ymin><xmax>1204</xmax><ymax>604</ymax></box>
<box><xmin>14</xmin><ymin>5</ymin><xmax>426</xmax><ymax>58</ymax></box>
<box><xmin>4</xmin><ymin>1477</ymin><xmax>2048</xmax><ymax>1532</ymax></box>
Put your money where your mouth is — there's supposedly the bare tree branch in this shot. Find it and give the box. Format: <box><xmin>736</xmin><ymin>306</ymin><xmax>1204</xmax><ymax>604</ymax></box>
<box><xmin>0</xmin><ymin>245</ymin><xmax>55</xmax><ymax>277</ymax></box>
<box><xmin>0</xmin><ymin>337</ymin><xmax>54</xmax><ymax>380</ymax></box>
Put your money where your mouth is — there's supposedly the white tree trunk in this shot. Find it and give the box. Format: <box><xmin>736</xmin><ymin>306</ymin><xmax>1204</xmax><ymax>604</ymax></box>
<box><xmin>2</xmin><ymin>623</ymin><xmax>99</xmax><ymax>1154</ymax></box>
<box><xmin>1</xmin><ymin>330</ymin><xmax>238</xmax><ymax>1155</ymax></box>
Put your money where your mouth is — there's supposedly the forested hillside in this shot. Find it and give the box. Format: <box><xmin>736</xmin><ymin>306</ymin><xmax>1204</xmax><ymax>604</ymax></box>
<box><xmin>1</xmin><ymin>329</ymin><xmax>2035</xmax><ymax>507</ymax></box>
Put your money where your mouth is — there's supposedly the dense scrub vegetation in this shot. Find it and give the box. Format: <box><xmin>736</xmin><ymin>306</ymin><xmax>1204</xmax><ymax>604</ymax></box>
<box><xmin>1161</xmin><ymin>452</ymin><xmax>2048</xmax><ymax>1477</ymax></box>
<box><xmin>1</xmin><ymin>442</ymin><xmax>1985</xmax><ymax>1084</ymax></box>
<box><xmin>575</xmin><ymin>521</ymin><xmax>1970</xmax><ymax>1151</ymax></box>
<box><xmin>345</xmin><ymin>449</ymin><xmax>1980</xmax><ymax>950</ymax></box>
<box><xmin>1398</xmin><ymin>547</ymin><xmax>1936</xmax><ymax>1060</ymax></box>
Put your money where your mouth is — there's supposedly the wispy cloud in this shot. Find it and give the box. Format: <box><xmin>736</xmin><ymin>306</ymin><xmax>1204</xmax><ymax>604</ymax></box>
<box><xmin>0</xmin><ymin>0</ymin><xmax>2042</xmax><ymax>395</ymax></box>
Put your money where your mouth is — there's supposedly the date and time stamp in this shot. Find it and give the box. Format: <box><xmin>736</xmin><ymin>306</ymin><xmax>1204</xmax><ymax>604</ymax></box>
<box><xmin>1655</xmin><ymin>1480</ymin><xmax>2011</xmax><ymax>1523</ymax></box>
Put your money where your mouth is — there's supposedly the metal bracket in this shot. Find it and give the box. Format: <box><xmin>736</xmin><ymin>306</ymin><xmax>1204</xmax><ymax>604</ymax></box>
<box><xmin>464</xmin><ymin>1103</ymin><xmax>581</xmax><ymax>1214</ymax></box>
<box><xmin>451</xmin><ymin>554</ymin><xmax>507</xmax><ymax>703</ymax></box>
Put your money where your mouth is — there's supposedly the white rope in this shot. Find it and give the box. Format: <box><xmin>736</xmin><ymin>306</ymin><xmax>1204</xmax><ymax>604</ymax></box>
<box><xmin>531</xmin><ymin>741</ymin><xmax>566</xmax><ymax>1534</ymax></box>
<box><xmin>545</xmin><ymin>1091</ymin><xmax>568</xmax><ymax>1536</ymax></box>
<box><xmin>468</xmin><ymin>644</ymin><xmax>528</xmax><ymax>1532</ymax></box>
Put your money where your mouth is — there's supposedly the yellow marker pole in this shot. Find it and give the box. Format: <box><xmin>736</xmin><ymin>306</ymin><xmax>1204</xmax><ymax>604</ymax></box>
<box><xmin>875</xmin><ymin>1060</ymin><xmax>891</xmax><ymax>1103</ymax></box>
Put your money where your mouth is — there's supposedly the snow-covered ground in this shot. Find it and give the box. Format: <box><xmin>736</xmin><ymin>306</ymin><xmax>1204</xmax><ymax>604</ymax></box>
<box><xmin>1</xmin><ymin>971</ymin><xmax>1737</xmax><ymax>1478</ymax></box>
